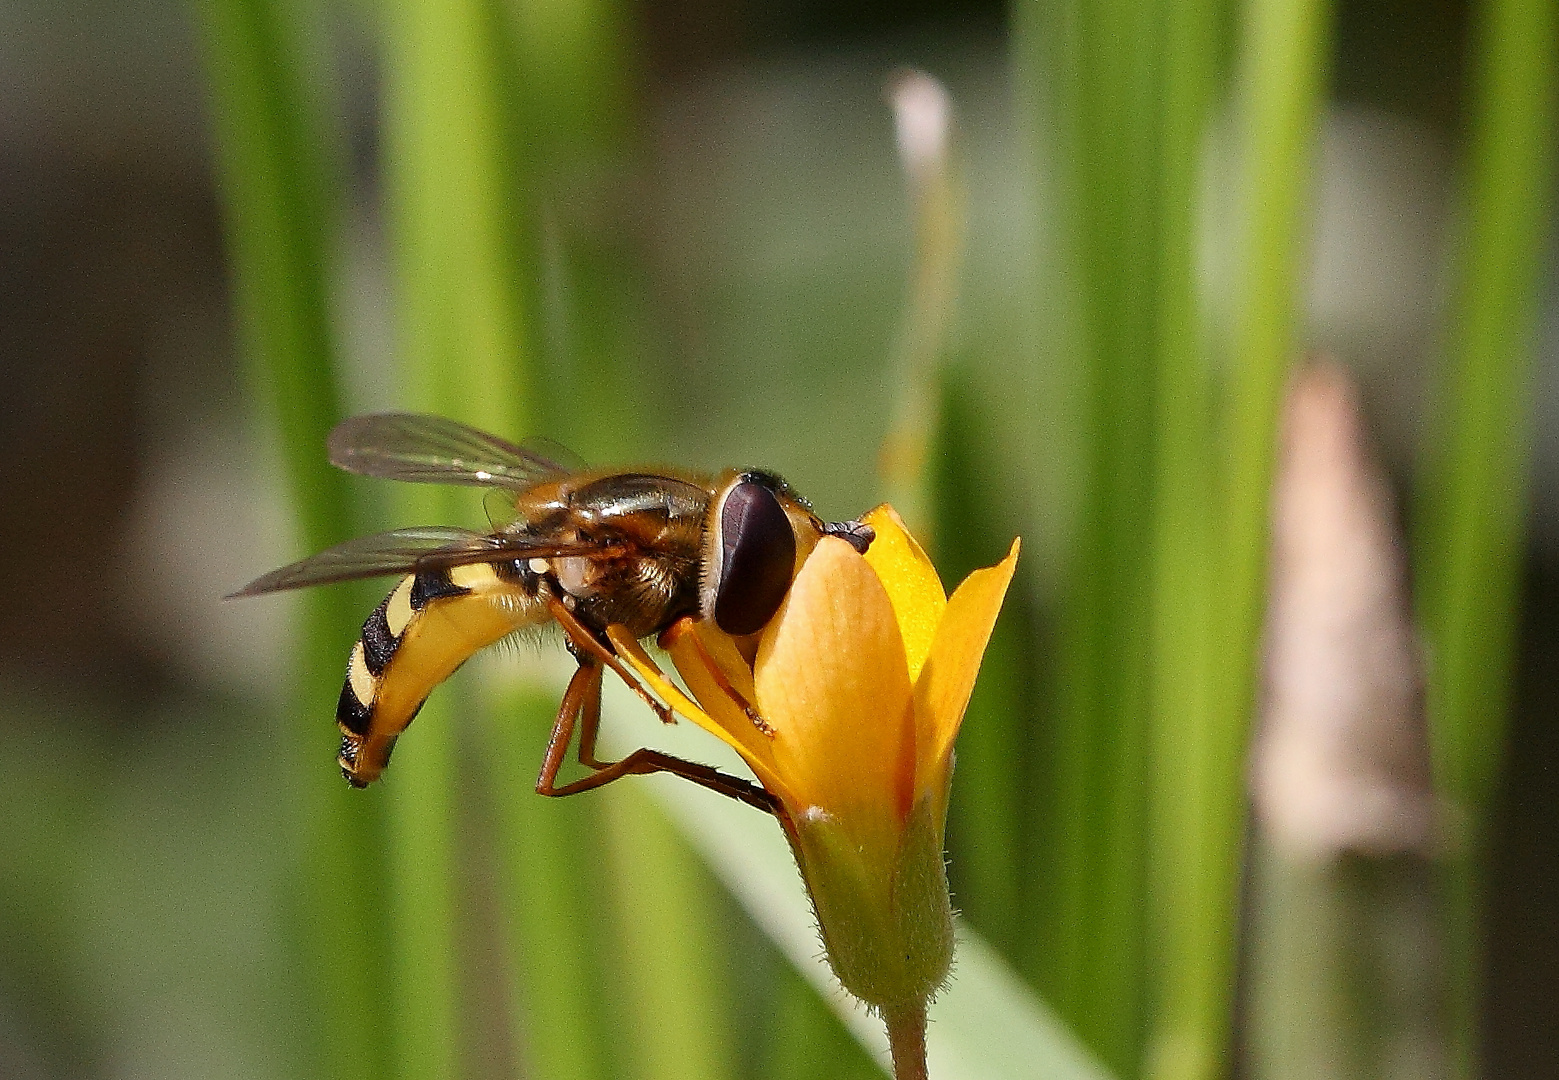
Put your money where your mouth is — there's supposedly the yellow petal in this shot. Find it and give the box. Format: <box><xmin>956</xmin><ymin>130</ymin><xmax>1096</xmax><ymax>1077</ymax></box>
<box><xmin>609</xmin><ymin>625</ymin><xmax>788</xmax><ymax>799</ymax></box>
<box><xmin>756</xmin><ymin>536</ymin><xmax>916</xmax><ymax>826</ymax></box>
<box><xmin>664</xmin><ymin>622</ymin><xmax>786</xmax><ymax>788</ymax></box>
<box><xmin>913</xmin><ymin>538</ymin><xmax>1020</xmax><ymax>795</ymax></box>
<box><xmin>861</xmin><ymin>504</ymin><xmax>946</xmax><ymax>683</ymax></box>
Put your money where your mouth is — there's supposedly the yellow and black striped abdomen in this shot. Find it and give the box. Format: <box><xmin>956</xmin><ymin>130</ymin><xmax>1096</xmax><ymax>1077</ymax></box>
<box><xmin>337</xmin><ymin>561</ymin><xmax>547</xmax><ymax>786</ymax></box>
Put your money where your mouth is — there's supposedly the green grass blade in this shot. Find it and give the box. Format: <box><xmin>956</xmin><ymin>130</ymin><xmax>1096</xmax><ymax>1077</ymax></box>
<box><xmin>382</xmin><ymin>700</ymin><xmax>458</xmax><ymax>1080</ymax></box>
<box><xmin>507</xmin><ymin>0</ymin><xmax>634</xmax><ymax>168</ymax></box>
<box><xmin>935</xmin><ymin>366</ymin><xmax>1037</xmax><ymax>961</ymax></box>
<box><xmin>485</xmin><ymin>683</ymin><xmax>614</xmax><ymax>1080</ymax></box>
<box><xmin>379</xmin><ymin>1</ymin><xmax>539</xmax><ymax>1075</ymax></box>
<box><xmin>1141</xmin><ymin>2</ymin><xmax>1226</xmax><ymax>1079</ymax></box>
<box><xmin>382</xmin><ymin>0</ymin><xmax>535</xmax><ymax>428</ymax></box>
<box><xmin>1415</xmin><ymin>0</ymin><xmax>1558</xmax><ymax>1073</ymax></box>
<box><xmin>192</xmin><ymin>4</ymin><xmax>392</xmax><ymax>1079</ymax></box>
<box><xmin>1221</xmin><ymin>0</ymin><xmax>1335</xmax><ymax>669</ymax></box>
<box><xmin>602</xmin><ymin>785</ymin><xmax>737</xmax><ymax>1080</ymax></box>
<box><xmin>194</xmin><ymin>0</ymin><xmax>351</xmax><ymax>551</ymax></box>
<box><xmin>1203</xmin><ymin>0</ymin><xmax>1335</xmax><ymax>1073</ymax></box>
<box><xmin>763</xmin><ymin>961</ymin><xmax>882</xmax><ymax>1080</ymax></box>
<box><xmin>1014</xmin><ymin>0</ymin><xmax>1166</xmax><ymax>1068</ymax></box>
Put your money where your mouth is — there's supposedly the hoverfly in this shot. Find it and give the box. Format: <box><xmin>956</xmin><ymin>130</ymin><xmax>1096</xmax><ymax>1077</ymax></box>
<box><xmin>231</xmin><ymin>414</ymin><xmax>874</xmax><ymax>814</ymax></box>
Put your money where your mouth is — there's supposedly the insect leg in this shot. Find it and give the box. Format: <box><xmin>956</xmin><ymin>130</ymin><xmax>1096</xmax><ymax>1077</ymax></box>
<box><xmin>540</xmin><ymin>748</ymin><xmax>778</xmax><ymax>815</ymax></box>
<box><xmin>538</xmin><ymin>602</ymin><xmax>776</xmax><ymax>813</ymax></box>
<box><xmin>659</xmin><ymin>618</ymin><xmax>774</xmax><ymax>736</ymax></box>
<box><xmin>536</xmin><ymin>658</ymin><xmax>601</xmax><ymax>795</ymax></box>
<box><xmin>546</xmin><ymin>596</ymin><xmax>674</xmax><ymax>725</ymax></box>
<box><xmin>574</xmin><ymin>656</ymin><xmax>613</xmax><ymax>770</ymax></box>
<box><xmin>603</xmin><ymin>624</ymin><xmax>720</xmax><ymax>727</ymax></box>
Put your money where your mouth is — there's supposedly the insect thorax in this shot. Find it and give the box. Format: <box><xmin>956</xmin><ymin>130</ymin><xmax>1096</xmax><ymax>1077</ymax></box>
<box><xmin>536</xmin><ymin>471</ymin><xmax>711</xmax><ymax>640</ymax></box>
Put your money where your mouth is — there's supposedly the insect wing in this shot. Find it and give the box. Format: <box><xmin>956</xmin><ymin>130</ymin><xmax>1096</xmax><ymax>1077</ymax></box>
<box><xmin>228</xmin><ymin>528</ymin><xmax>500</xmax><ymax>596</ymax></box>
<box><xmin>484</xmin><ymin>487</ymin><xmax>523</xmax><ymax>531</ymax></box>
<box><xmin>328</xmin><ymin>413</ymin><xmax>575</xmax><ymax>489</ymax></box>
<box><xmin>229</xmin><ymin>527</ymin><xmax>623</xmax><ymax>597</ymax></box>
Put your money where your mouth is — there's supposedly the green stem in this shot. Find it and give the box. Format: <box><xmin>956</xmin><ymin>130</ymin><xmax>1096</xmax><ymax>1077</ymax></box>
<box><xmin>881</xmin><ymin>71</ymin><xmax>964</xmax><ymax>541</ymax></box>
<box><xmin>1247</xmin><ymin>846</ymin><xmax>1445</xmax><ymax>1080</ymax></box>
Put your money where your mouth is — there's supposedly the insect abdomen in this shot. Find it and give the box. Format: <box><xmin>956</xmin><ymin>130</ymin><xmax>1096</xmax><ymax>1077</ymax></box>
<box><xmin>337</xmin><ymin>561</ymin><xmax>547</xmax><ymax>786</ymax></box>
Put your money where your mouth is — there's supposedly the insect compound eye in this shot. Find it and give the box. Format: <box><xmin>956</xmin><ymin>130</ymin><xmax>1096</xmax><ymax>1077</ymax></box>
<box><xmin>713</xmin><ymin>479</ymin><xmax>797</xmax><ymax>636</ymax></box>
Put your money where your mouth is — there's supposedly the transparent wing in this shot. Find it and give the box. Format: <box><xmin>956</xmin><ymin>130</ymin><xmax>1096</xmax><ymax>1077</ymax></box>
<box><xmin>484</xmin><ymin>487</ymin><xmax>523</xmax><ymax>531</ymax></box>
<box><xmin>227</xmin><ymin>527</ymin><xmax>614</xmax><ymax>597</ymax></box>
<box><xmin>228</xmin><ymin>528</ymin><xmax>495</xmax><ymax>596</ymax></box>
<box><xmin>476</xmin><ymin>438</ymin><xmax>588</xmax><ymax>528</ymax></box>
<box><xmin>327</xmin><ymin>413</ymin><xmax>577</xmax><ymax>489</ymax></box>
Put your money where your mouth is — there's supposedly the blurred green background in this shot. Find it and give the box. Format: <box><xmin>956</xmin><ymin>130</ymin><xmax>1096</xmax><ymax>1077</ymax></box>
<box><xmin>0</xmin><ymin>0</ymin><xmax>1554</xmax><ymax>1078</ymax></box>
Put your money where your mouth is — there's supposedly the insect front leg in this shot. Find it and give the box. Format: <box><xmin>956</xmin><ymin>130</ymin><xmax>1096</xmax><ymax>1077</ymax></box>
<box><xmin>547</xmin><ymin>596</ymin><xmax>675</xmax><ymax>725</ymax></box>
<box><xmin>659</xmin><ymin>617</ymin><xmax>774</xmax><ymax>735</ymax></box>
<box><xmin>552</xmin><ymin>629</ymin><xmax>625</xmax><ymax>770</ymax></box>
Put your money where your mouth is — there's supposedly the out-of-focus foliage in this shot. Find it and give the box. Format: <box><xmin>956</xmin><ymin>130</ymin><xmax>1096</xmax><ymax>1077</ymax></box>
<box><xmin>0</xmin><ymin>0</ymin><xmax>1554</xmax><ymax>1078</ymax></box>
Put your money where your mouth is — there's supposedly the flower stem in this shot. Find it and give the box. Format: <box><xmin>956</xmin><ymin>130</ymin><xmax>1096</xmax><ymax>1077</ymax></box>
<box><xmin>885</xmin><ymin>1002</ymin><xmax>930</xmax><ymax>1080</ymax></box>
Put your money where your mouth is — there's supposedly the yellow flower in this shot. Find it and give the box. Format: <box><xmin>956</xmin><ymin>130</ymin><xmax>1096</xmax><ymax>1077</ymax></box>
<box><xmin>612</xmin><ymin>505</ymin><xmax>1019</xmax><ymax>1016</ymax></box>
